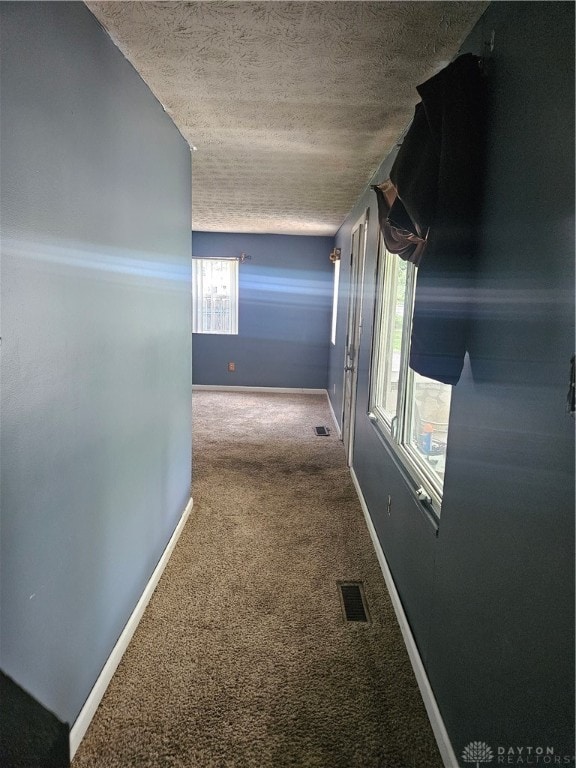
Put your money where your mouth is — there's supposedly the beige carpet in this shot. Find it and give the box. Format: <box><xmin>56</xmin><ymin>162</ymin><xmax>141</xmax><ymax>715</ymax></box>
<box><xmin>72</xmin><ymin>391</ymin><xmax>443</xmax><ymax>768</ymax></box>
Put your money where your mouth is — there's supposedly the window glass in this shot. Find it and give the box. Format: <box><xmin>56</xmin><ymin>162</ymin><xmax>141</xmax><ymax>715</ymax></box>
<box><xmin>371</xmin><ymin>248</ymin><xmax>412</xmax><ymax>428</ymax></box>
<box><xmin>405</xmin><ymin>370</ymin><xmax>452</xmax><ymax>490</ymax></box>
<box><xmin>369</xmin><ymin>236</ymin><xmax>451</xmax><ymax>514</ymax></box>
<box><xmin>192</xmin><ymin>258</ymin><xmax>238</xmax><ymax>334</ymax></box>
<box><xmin>331</xmin><ymin>259</ymin><xmax>340</xmax><ymax>345</ymax></box>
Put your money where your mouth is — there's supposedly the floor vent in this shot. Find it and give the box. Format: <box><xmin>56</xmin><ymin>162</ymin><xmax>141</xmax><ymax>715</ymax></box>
<box><xmin>314</xmin><ymin>426</ymin><xmax>330</xmax><ymax>436</ymax></box>
<box><xmin>338</xmin><ymin>582</ymin><xmax>370</xmax><ymax>623</ymax></box>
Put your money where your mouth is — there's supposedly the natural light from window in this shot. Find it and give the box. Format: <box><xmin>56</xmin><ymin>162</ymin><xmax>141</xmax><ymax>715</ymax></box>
<box><xmin>369</xmin><ymin>237</ymin><xmax>451</xmax><ymax>514</ymax></box>
<box><xmin>192</xmin><ymin>258</ymin><xmax>239</xmax><ymax>334</ymax></box>
<box><xmin>331</xmin><ymin>258</ymin><xmax>340</xmax><ymax>345</ymax></box>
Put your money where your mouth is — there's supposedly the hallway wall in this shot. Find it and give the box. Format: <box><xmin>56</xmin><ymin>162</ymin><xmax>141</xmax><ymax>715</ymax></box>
<box><xmin>329</xmin><ymin>1</ymin><xmax>574</xmax><ymax>759</ymax></box>
<box><xmin>0</xmin><ymin>0</ymin><xmax>192</xmax><ymax>730</ymax></box>
<box><xmin>192</xmin><ymin>231</ymin><xmax>333</xmax><ymax>389</ymax></box>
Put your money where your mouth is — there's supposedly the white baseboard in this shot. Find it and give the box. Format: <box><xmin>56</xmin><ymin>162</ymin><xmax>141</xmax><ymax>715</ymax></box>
<box><xmin>192</xmin><ymin>385</ymin><xmax>327</xmax><ymax>395</ymax></box>
<box><xmin>325</xmin><ymin>392</ymin><xmax>342</xmax><ymax>438</ymax></box>
<box><xmin>349</xmin><ymin>468</ymin><xmax>458</xmax><ymax>768</ymax></box>
<box><xmin>69</xmin><ymin>497</ymin><xmax>194</xmax><ymax>760</ymax></box>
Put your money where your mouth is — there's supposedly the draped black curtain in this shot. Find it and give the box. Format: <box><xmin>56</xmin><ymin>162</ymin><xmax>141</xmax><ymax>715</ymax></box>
<box><xmin>373</xmin><ymin>53</ymin><xmax>486</xmax><ymax>385</ymax></box>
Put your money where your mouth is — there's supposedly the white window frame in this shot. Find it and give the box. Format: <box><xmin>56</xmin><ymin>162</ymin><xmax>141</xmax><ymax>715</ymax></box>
<box><xmin>369</xmin><ymin>235</ymin><xmax>451</xmax><ymax>517</ymax></box>
<box><xmin>192</xmin><ymin>257</ymin><xmax>239</xmax><ymax>335</ymax></box>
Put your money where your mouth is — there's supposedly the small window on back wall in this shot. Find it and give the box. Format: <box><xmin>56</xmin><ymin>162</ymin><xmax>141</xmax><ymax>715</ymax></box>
<box><xmin>192</xmin><ymin>258</ymin><xmax>239</xmax><ymax>334</ymax></box>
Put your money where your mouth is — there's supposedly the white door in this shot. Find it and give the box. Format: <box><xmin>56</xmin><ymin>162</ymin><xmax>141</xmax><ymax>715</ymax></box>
<box><xmin>342</xmin><ymin>212</ymin><xmax>368</xmax><ymax>466</ymax></box>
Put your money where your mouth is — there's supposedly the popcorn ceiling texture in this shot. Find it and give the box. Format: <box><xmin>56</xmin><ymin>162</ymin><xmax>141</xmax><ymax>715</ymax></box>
<box><xmin>86</xmin><ymin>1</ymin><xmax>488</xmax><ymax>235</ymax></box>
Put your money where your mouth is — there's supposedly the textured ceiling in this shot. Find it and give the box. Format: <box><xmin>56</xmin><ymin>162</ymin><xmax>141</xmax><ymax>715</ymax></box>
<box><xmin>86</xmin><ymin>1</ymin><xmax>488</xmax><ymax>235</ymax></box>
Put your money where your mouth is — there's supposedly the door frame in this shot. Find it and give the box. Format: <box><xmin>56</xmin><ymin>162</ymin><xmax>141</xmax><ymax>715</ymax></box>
<box><xmin>341</xmin><ymin>210</ymin><xmax>368</xmax><ymax>466</ymax></box>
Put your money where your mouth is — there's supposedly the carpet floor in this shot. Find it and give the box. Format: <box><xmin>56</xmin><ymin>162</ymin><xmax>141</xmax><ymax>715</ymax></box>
<box><xmin>72</xmin><ymin>391</ymin><xmax>443</xmax><ymax>768</ymax></box>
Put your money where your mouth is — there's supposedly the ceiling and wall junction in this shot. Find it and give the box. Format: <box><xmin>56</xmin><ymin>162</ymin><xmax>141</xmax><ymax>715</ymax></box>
<box><xmin>86</xmin><ymin>1</ymin><xmax>488</xmax><ymax>235</ymax></box>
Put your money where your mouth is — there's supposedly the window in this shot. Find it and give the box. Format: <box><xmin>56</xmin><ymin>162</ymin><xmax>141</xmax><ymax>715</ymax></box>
<box><xmin>192</xmin><ymin>258</ymin><xmax>238</xmax><ymax>334</ymax></box>
<box><xmin>369</xmin><ymin>236</ymin><xmax>452</xmax><ymax>515</ymax></box>
<box><xmin>331</xmin><ymin>259</ymin><xmax>340</xmax><ymax>345</ymax></box>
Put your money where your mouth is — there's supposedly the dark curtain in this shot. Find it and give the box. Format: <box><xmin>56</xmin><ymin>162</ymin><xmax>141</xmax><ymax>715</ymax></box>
<box><xmin>374</xmin><ymin>53</ymin><xmax>486</xmax><ymax>385</ymax></box>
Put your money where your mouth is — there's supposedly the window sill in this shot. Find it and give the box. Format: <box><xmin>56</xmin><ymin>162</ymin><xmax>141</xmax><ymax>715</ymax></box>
<box><xmin>367</xmin><ymin>411</ymin><xmax>441</xmax><ymax>535</ymax></box>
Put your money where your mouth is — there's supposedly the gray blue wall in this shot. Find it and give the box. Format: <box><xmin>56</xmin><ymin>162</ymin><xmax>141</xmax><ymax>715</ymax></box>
<box><xmin>192</xmin><ymin>232</ymin><xmax>333</xmax><ymax>389</ymax></box>
<box><xmin>0</xmin><ymin>1</ymin><xmax>192</xmax><ymax>728</ymax></box>
<box><xmin>329</xmin><ymin>1</ymin><xmax>574</xmax><ymax>759</ymax></box>
<box><xmin>2</xmin><ymin>0</ymin><xmax>573</xmax><ymax>761</ymax></box>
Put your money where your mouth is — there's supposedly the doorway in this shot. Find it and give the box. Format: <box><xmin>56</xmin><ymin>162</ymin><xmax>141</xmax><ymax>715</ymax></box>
<box><xmin>341</xmin><ymin>211</ymin><xmax>368</xmax><ymax>466</ymax></box>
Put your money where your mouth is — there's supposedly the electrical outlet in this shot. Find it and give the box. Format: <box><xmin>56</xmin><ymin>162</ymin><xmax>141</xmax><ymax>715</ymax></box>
<box><xmin>228</xmin><ymin>362</ymin><xmax>235</xmax><ymax>372</ymax></box>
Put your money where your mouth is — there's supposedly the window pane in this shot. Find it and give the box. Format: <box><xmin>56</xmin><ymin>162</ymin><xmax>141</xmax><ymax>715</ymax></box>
<box><xmin>331</xmin><ymin>259</ymin><xmax>340</xmax><ymax>345</ymax></box>
<box><xmin>385</xmin><ymin>258</ymin><xmax>409</xmax><ymax>420</ymax></box>
<box><xmin>192</xmin><ymin>258</ymin><xmax>238</xmax><ymax>334</ymax></box>
<box><xmin>406</xmin><ymin>371</ymin><xmax>452</xmax><ymax>488</ymax></box>
<box><xmin>368</xmin><ymin>236</ymin><xmax>451</xmax><ymax>514</ymax></box>
<box><xmin>371</xmin><ymin>249</ymin><xmax>410</xmax><ymax>427</ymax></box>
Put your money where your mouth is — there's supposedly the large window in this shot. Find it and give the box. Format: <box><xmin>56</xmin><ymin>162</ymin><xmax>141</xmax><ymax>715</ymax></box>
<box><xmin>192</xmin><ymin>258</ymin><xmax>239</xmax><ymax>334</ymax></box>
<box><xmin>369</xmin><ymin>237</ymin><xmax>451</xmax><ymax>515</ymax></box>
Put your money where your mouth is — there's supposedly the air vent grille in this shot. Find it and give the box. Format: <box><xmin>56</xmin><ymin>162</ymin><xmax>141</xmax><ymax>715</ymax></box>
<box><xmin>338</xmin><ymin>582</ymin><xmax>370</xmax><ymax>623</ymax></box>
